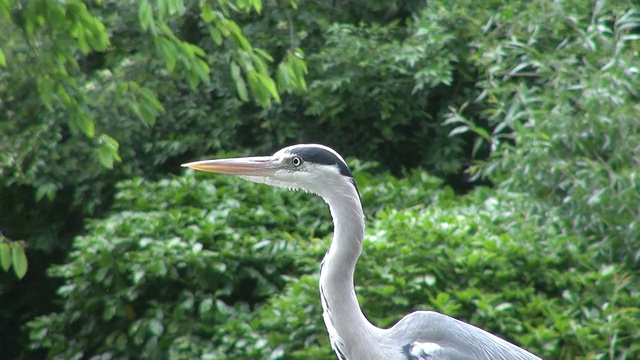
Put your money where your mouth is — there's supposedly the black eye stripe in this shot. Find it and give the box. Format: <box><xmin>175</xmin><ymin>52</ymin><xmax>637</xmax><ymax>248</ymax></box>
<box><xmin>290</xmin><ymin>147</ymin><xmax>353</xmax><ymax>178</ymax></box>
<box><xmin>287</xmin><ymin>145</ymin><xmax>363</xmax><ymax>212</ymax></box>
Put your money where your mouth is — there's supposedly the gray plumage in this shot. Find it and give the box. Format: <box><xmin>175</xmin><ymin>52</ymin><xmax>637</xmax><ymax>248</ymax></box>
<box><xmin>183</xmin><ymin>144</ymin><xmax>542</xmax><ymax>360</ymax></box>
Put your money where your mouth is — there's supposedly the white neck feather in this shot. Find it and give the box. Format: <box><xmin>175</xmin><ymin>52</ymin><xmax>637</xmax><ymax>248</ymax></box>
<box><xmin>317</xmin><ymin>178</ymin><xmax>380</xmax><ymax>357</ymax></box>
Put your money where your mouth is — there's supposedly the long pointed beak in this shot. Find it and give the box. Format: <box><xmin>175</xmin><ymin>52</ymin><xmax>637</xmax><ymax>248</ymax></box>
<box><xmin>181</xmin><ymin>156</ymin><xmax>280</xmax><ymax>176</ymax></box>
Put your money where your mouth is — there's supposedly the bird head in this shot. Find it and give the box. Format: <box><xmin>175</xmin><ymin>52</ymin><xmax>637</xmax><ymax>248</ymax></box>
<box><xmin>182</xmin><ymin>144</ymin><xmax>357</xmax><ymax>200</ymax></box>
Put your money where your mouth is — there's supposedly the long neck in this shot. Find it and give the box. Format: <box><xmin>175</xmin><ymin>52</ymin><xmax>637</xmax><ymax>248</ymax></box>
<box><xmin>318</xmin><ymin>183</ymin><xmax>379</xmax><ymax>353</ymax></box>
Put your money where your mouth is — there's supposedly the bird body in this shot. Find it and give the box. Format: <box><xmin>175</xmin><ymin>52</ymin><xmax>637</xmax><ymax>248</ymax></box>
<box><xmin>183</xmin><ymin>144</ymin><xmax>542</xmax><ymax>360</ymax></box>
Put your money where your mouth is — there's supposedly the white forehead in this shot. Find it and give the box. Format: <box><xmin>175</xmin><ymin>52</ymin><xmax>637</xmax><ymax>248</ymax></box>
<box><xmin>274</xmin><ymin>144</ymin><xmax>347</xmax><ymax>163</ymax></box>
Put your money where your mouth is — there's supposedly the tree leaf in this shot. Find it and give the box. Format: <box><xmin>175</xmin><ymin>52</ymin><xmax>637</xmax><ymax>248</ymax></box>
<box><xmin>0</xmin><ymin>243</ymin><xmax>11</xmax><ymax>272</ymax></box>
<box><xmin>99</xmin><ymin>134</ymin><xmax>119</xmax><ymax>154</ymax></box>
<box><xmin>207</xmin><ymin>26</ymin><xmax>223</xmax><ymax>45</ymax></box>
<box><xmin>252</xmin><ymin>0</ymin><xmax>262</xmax><ymax>13</ymax></box>
<box><xmin>448</xmin><ymin>126</ymin><xmax>469</xmax><ymax>137</ymax></box>
<box><xmin>156</xmin><ymin>0</ymin><xmax>168</xmax><ymax>21</ymax></box>
<box><xmin>99</xmin><ymin>144</ymin><xmax>115</xmax><ymax>169</ymax></box>
<box><xmin>231</xmin><ymin>62</ymin><xmax>249</xmax><ymax>102</ymax></box>
<box><xmin>157</xmin><ymin>38</ymin><xmax>177</xmax><ymax>71</ymax></box>
<box><xmin>0</xmin><ymin>0</ymin><xmax>10</xmax><ymax>21</ymax></box>
<box><xmin>247</xmin><ymin>71</ymin><xmax>268</xmax><ymax>106</ymax></box>
<box><xmin>200</xmin><ymin>3</ymin><xmax>215</xmax><ymax>23</ymax></box>
<box><xmin>276</xmin><ymin>62</ymin><xmax>291</xmax><ymax>90</ymax></box>
<box><xmin>187</xmin><ymin>43</ymin><xmax>206</xmax><ymax>58</ymax></box>
<box><xmin>36</xmin><ymin>77</ymin><xmax>54</xmax><ymax>110</ymax></box>
<box><xmin>287</xmin><ymin>54</ymin><xmax>307</xmax><ymax>91</ymax></box>
<box><xmin>471</xmin><ymin>126</ymin><xmax>491</xmax><ymax>140</ymax></box>
<box><xmin>139</xmin><ymin>87</ymin><xmax>162</xmax><ymax>109</ymax></box>
<box><xmin>35</xmin><ymin>184</ymin><xmax>57</xmax><ymax>202</ymax></box>
<box><xmin>194</xmin><ymin>58</ymin><xmax>211</xmax><ymax>84</ymax></box>
<box><xmin>255</xmin><ymin>72</ymin><xmax>280</xmax><ymax>103</ymax></box>
<box><xmin>138</xmin><ymin>0</ymin><xmax>154</xmax><ymax>32</ymax></box>
<box><xmin>139</xmin><ymin>100</ymin><xmax>158</xmax><ymax>126</ymax></box>
<box><xmin>225</xmin><ymin>20</ymin><xmax>251</xmax><ymax>51</ymax></box>
<box><xmin>11</xmin><ymin>245</ymin><xmax>28</xmax><ymax>279</ymax></box>
<box><xmin>250</xmin><ymin>52</ymin><xmax>268</xmax><ymax>75</ymax></box>
<box><xmin>129</xmin><ymin>102</ymin><xmax>151</xmax><ymax>126</ymax></box>
<box><xmin>71</xmin><ymin>111</ymin><xmax>95</xmax><ymax>138</ymax></box>
<box><xmin>148</xmin><ymin>319</ymin><xmax>164</xmax><ymax>336</ymax></box>
<box><xmin>166</xmin><ymin>0</ymin><xmax>186</xmax><ymax>16</ymax></box>
<box><xmin>254</xmin><ymin>48</ymin><xmax>273</xmax><ymax>62</ymax></box>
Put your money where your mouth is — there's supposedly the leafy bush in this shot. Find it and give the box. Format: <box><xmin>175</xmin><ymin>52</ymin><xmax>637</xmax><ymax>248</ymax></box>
<box><xmin>0</xmin><ymin>0</ymin><xmax>306</xmax><ymax>248</ymax></box>
<box><xmin>28</xmin><ymin>168</ymin><xmax>639</xmax><ymax>359</ymax></box>
<box><xmin>223</xmin><ymin>189</ymin><xmax>639</xmax><ymax>360</ymax></box>
<box><xmin>302</xmin><ymin>13</ymin><xmax>466</xmax><ymax>175</ymax></box>
<box><xmin>26</xmin><ymin>172</ymin><xmax>323</xmax><ymax>359</ymax></box>
<box><xmin>441</xmin><ymin>1</ymin><xmax>640</xmax><ymax>267</ymax></box>
<box><xmin>24</xmin><ymin>166</ymin><xmax>438</xmax><ymax>358</ymax></box>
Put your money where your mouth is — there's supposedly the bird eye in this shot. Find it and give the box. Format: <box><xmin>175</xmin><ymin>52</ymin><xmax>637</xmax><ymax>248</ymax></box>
<box><xmin>291</xmin><ymin>156</ymin><xmax>303</xmax><ymax>167</ymax></box>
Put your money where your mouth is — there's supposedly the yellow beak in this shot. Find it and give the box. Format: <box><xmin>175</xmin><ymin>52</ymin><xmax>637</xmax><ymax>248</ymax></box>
<box><xmin>181</xmin><ymin>156</ymin><xmax>280</xmax><ymax>176</ymax></box>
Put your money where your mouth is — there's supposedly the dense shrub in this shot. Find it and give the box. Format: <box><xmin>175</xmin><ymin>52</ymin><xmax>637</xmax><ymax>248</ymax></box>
<box><xmin>25</xmin><ymin>166</ymin><xmax>440</xmax><ymax>359</ymax></box>
<box><xmin>441</xmin><ymin>1</ymin><xmax>640</xmax><ymax>267</ymax></box>
<box><xmin>28</xmin><ymin>169</ymin><xmax>639</xmax><ymax>359</ymax></box>
<box><xmin>223</xmin><ymin>189</ymin><xmax>639</xmax><ymax>360</ymax></box>
<box><xmin>301</xmin><ymin>13</ymin><xmax>466</xmax><ymax>175</ymax></box>
<box><xmin>26</xmin><ymin>172</ymin><xmax>326</xmax><ymax>359</ymax></box>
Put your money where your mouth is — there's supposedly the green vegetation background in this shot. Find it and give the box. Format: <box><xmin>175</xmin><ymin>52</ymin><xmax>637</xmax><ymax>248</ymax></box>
<box><xmin>1</xmin><ymin>0</ymin><xmax>638</xmax><ymax>359</ymax></box>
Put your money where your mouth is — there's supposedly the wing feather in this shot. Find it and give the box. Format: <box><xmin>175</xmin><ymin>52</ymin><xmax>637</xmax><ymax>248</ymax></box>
<box><xmin>392</xmin><ymin>311</ymin><xmax>541</xmax><ymax>360</ymax></box>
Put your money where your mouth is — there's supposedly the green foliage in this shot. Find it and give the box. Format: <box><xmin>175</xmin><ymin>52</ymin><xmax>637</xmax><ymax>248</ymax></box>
<box><xmin>360</xmin><ymin>193</ymin><xmax>638</xmax><ymax>359</ymax></box>
<box><xmin>24</xmin><ymin>167</ymin><xmax>440</xmax><ymax>359</ymax></box>
<box><xmin>440</xmin><ymin>1</ymin><xmax>640</xmax><ymax>266</ymax></box>
<box><xmin>0</xmin><ymin>0</ymin><xmax>305</xmax><ymax>201</ymax></box>
<box><xmin>219</xmin><ymin>0</ymin><xmax>473</xmax><ymax>176</ymax></box>
<box><xmin>0</xmin><ymin>0</ymin><xmax>307</xmax><ymax>250</ymax></box>
<box><xmin>0</xmin><ymin>233</ymin><xmax>28</xmax><ymax>279</ymax></box>
<box><xmin>26</xmin><ymin>172</ymin><xmax>326</xmax><ymax>359</ymax></box>
<box><xmin>27</xmin><ymin>169</ymin><xmax>639</xmax><ymax>359</ymax></box>
<box><xmin>223</xmin><ymin>189</ymin><xmax>639</xmax><ymax>360</ymax></box>
<box><xmin>303</xmin><ymin>13</ymin><xmax>465</xmax><ymax>175</ymax></box>
<box><xmin>1</xmin><ymin>2</ymin><xmax>311</xmax><ymax>353</ymax></box>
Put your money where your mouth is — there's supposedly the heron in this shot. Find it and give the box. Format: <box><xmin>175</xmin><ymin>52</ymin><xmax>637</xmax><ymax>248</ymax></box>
<box><xmin>182</xmin><ymin>144</ymin><xmax>542</xmax><ymax>360</ymax></box>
